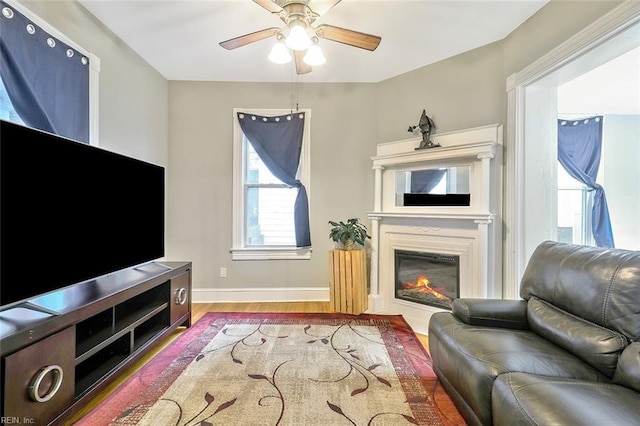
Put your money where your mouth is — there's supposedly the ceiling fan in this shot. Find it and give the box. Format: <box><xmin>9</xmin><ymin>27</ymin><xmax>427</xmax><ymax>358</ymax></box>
<box><xmin>219</xmin><ymin>0</ymin><xmax>382</xmax><ymax>75</ymax></box>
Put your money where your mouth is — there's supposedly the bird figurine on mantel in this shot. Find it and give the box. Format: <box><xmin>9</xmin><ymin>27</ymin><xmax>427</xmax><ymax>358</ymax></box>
<box><xmin>408</xmin><ymin>110</ymin><xmax>440</xmax><ymax>150</ymax></box>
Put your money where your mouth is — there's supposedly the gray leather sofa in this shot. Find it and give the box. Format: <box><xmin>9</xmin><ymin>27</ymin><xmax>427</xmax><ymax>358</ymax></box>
<box><xmin>428</xmin><ymin>240</ymin><xmax>640</xmax><ymax>426</ymax></box>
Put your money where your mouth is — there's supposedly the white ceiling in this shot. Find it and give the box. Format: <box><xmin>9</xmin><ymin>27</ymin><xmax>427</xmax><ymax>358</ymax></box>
<box><xmin>77</xmin><ymin>0</ymin><xmax>549</xmax><ymax>83</ymax></box>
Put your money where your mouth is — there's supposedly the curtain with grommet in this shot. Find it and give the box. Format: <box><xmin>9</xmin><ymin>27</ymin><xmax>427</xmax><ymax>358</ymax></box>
<box><xmin>558</xmin><ymin>116</ymin><xmax>614</xmax><ymax>248</ymax></box>
<box><xmin>0</xmin><ymin>1</ymin><xmax>90</xmax><ymax>142</ymax></box>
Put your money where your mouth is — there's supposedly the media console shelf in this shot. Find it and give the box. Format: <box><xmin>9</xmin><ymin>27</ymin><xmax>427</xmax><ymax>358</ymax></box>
<box><xmin>0</xmin><ymin>261</ymin><xmax>192</xmax><ymax>425</ymax></box>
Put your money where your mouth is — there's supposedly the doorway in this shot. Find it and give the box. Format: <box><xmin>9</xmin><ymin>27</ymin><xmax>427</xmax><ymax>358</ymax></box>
<box><xmin>504</xmin><ymin>4</ymin><xmax>640</xmax><ymax>298</ymax></box>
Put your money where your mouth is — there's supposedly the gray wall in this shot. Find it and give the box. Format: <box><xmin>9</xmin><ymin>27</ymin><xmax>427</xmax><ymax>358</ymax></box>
<box><xmin>20</xmin><ymin>0</ymin><xmax>169</xmax><ymax>166</ymax></box>
<box><xmin>373</xmin><ymin>0</ymin><xmax>623</xmax><ymax>143</ymax></box>
<box><xmin>376</xmin><ymin>41</ymin><xmax>505</xmax><ymax>141</ymax></box>
<box><xmin>20</xmin><ymin>0</ymin><xmax>624</xmax><ymax>297</ymax></box>
<box><xmin>166</xmin><ymin>82</ymin><xmax>378</xmax><ymax>291</ymax></box>
<box><xmin>502</xmin><ymin>0</ymin><xmax>624</xmax><ymax>78</ymax></box>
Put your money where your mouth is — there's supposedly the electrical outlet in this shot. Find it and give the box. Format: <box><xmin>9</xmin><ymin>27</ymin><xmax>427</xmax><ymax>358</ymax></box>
<box><xmin>220</xmin><ymin>267</ymin><xmax>227</xmax><ymax>278</ymax></box>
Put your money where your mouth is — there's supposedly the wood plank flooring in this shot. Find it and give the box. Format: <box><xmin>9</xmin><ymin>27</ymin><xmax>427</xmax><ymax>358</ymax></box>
<box><xmin>68</xmin><ymin>302</ymin><xmax>429</xmax><ymax>424</ymax></box>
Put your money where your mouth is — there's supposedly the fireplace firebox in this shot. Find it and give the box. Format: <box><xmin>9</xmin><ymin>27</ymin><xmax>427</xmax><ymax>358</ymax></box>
<box><xmin>394</xmin><ymin>250</ymin><xmax>459</xmax><ymax>310</ymax></box>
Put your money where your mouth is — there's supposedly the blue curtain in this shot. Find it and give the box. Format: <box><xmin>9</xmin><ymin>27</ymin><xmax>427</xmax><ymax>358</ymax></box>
<box><xmin>237</xmin><ymin>112</ymin><xmax>311</xmax><ymax>247</ymax></box>
<box><xmin>558</xmin><ymin>116</ymin><xmax>614</xmax><ymax>248</ymax></box>
<box><xmin>0</xmin><ymin>1</ymin><xmax>90</xmax><ymax>142</ymax></box>
<box><xmin>410</xmin><ymin>169</ymin><xmax>446</xmax><ymax>193</ymax></box>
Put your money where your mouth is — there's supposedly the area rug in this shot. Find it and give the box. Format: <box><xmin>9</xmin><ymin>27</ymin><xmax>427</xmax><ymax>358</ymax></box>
<box><xmin>76</xmin><ymin>312</ymin><xmax>465</xmax><ymax>425</ymax></box>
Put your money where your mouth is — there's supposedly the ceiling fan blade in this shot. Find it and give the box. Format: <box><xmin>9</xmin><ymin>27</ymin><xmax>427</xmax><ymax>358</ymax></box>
<box><xmin>253</xmin><ymin>0</ymin><xmax>283</xmax><ymax>14</ymax></box>
<box><xmin>308</xmin><ymin>0</ymin><xmax>342</xmax><ymax>16</ymax></box>
<box><xmin>219</xmin><ymin>28</ymin><xmax>280</xmax><ymax>50</ymax></box>
<box><xmin>294</xmin><ymin>50</ymin><xmax>312</xmax><ymax>75</ymax></box>
<box><xmin>315</xmin><ymin>24</ymin><xmax>381</xmax><ymax>51</ymax></box>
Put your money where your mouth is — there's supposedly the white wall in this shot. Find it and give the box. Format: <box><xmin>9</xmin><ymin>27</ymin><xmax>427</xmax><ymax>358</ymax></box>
<box><xmin>602</xmin><ymin>115</ymin><xmax>640</xmax><ymax>250</ymax></box>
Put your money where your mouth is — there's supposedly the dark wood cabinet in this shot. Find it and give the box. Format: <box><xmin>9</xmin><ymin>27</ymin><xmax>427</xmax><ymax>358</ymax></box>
<box><xmin>3</xmin><ymin>326</ymin><xmax>75</xmax><ymax>425</ymax></box>
<box><xmin>0</xmin><ymin>261</ymin><xmax>192</xmax><ymax>425</ymax></box>
<box><xmin>170</xmin><ymin>271</ymin><xmax>191</xmax><ymax>325</ymax></box>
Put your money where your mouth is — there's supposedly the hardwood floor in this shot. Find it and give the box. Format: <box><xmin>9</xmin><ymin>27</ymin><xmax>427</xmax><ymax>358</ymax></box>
<box><xmin>68</xmin><ymin>302</ymin><xmax>429</xmax><ymax>424</ymax></box>
<box><xmin>192</xmin><ymin>301</ymin><xmax>334</xmax><ymax>317</ymax></box>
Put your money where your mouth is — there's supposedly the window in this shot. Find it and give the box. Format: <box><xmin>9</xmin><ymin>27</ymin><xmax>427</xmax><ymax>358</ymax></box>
<box><xmin>245</xmin><ymin>141</ymin><xmax>298</xmax><ymax>246</ymax></box>
<box><xmin>231</xmin><ymin>108</ymin><xmax>311</xmax><ymax>260</ymax></box>
<box><xmin>505</xmin><ymin>3</ymin><xmax>638</xmax><ymax>298</ymax></box>
<box><xmin>0</xmin><ymin>77</ymin><xmax>24</xmax><ymax>124</ymax></box>
<box><xmin>0</xmin><ymin>0</ymin><xmax>99</xmax><ymax>144</ymax></box>
<box><xmin>557</xmin><ymin>164</ymin><xmax>593</xmax><ymax>246</ymax></box>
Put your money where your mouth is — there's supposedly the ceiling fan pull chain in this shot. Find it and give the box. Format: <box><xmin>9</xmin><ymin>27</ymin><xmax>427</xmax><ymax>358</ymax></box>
<box><xmin>295</xmin><ymin>72</ymin><xmax>300</xmax><ymax>111</ymax></box>
<box><xmin>290</xmin><ymin>63</ymin><xmax>295</xmax><ymax>113</ymax></box>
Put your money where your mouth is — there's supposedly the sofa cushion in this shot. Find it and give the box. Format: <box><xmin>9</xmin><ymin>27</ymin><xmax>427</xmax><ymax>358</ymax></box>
<box><xmin>492</xmin><ymin>372</ymin><xmax>640</xmax><ymax>426</ymax></box>
<box><xmin>520</xmin><ymin>241</ymin><xmax>640</xmax><ymax>341</ymax></box>
<box><xmin>428</xmin><ymin>312</ymin><xmax>610</xmax><ymax>426</ymax></box>
<box><xmin>527</xmin><ymin>297</ymin><xmax>629</xmax><ymax>377</ymax></box>
<box><xmin>613</xmin><ymin>342</ymin><xmax>640</xmax><ymax>392</ymax></box>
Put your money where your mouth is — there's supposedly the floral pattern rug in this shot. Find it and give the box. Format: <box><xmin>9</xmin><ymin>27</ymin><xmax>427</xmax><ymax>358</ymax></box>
<box><xmin>76</xmin><ymin>312</ymin><xmax>465</xmax><ymax>425</ymax></box>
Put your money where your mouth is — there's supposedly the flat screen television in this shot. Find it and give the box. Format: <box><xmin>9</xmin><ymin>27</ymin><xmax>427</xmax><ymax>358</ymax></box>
<box><xmin>0</xmin><ymin>120</ymin><xmax>165</xmax><ymax>310</ymax></box>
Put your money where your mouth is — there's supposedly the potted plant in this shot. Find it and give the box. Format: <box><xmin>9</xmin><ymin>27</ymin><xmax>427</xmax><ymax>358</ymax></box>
<box><xmin>328</xmin><ymin>217</ymin><xmax>371</xmax><ymax>250</ymax></box>
<box><xmin>328</xmin><ymin>218</ymin><xmax>370</xmax><ymax>314</ymax></box>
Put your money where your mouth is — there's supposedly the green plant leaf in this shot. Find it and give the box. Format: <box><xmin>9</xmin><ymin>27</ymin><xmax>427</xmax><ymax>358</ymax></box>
<box><xmin>328</xmin><ymin>217</ymin><xmax>371</xmax><ymax>248</ymax></box>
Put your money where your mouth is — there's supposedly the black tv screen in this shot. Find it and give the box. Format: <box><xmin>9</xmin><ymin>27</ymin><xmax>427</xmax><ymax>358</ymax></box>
<box><xmin>0</xmin><ymin>120</ymin><xmax>165</xmax><ymax>308</ymax></box>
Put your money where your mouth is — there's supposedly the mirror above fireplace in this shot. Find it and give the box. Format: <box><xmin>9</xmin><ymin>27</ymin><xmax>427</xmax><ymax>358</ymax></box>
<box><xmin>395</xmin><ymin>166</ymin><xmax>471</xmax><ymax>207</ymax></box>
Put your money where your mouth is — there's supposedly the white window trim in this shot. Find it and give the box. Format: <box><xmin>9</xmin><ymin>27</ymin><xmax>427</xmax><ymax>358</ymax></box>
<box><xmin>4</xmin><ymin>0</ymin><xmax>100</xmax><ymax>145</ymax></box>
<box><xmin>231</xmin><ymin>107</ymin><xmax>312</xmax><ymax>260</ymax></box>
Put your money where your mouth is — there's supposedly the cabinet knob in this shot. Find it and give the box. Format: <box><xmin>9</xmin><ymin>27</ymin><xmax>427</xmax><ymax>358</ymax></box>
<box><xmin>175</xmin><ymin>287</ymin><xmax>188</xmax><ymax>305</ymax></box>
<box><xmin>28</xmin><ymin>365</ymin><xmax>64</xmax><ymax>403</ymax></box>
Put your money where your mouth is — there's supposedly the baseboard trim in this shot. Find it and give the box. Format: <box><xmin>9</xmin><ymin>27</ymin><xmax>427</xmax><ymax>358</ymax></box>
<box><xmin>193</xmin><ymin>287</ymin><xmax>330</xmax><ymax>303</ymax></box>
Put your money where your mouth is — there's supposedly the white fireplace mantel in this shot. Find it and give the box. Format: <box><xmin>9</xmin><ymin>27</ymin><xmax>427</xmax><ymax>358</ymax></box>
<box><xmin>367</xmin><ymin>124</ymin><xmax>503</xmax><ymax>335</ymax></box>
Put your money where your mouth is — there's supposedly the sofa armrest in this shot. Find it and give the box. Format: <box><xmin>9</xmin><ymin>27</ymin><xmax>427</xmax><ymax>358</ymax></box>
<box><xmin>452</xmin><ymin>298</ymin><xmax>529</xmax><ymax>330</ymax></box>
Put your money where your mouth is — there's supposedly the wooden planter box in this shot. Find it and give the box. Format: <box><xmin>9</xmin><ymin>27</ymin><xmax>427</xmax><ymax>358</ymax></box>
<box><xmin>329</xmin><ymin>249</ymin><xmax>368</xmax><ymax>314</ymax></box>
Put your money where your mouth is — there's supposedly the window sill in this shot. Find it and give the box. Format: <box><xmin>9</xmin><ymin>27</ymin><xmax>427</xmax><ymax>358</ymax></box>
<box><xmin>230</xmin><ymin>247</ymin><xmax>312</xmax><ymax>260</ymax></box>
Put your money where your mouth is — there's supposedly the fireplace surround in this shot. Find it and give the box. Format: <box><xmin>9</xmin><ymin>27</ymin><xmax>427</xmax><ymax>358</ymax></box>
<box><xmin>368</xmin><ymin>124</ymin><xmax>503</xmax><ymax>334</ymax></box>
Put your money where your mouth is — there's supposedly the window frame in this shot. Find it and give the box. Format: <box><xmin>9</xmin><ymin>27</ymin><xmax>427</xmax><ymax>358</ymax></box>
<box><xmin>231</xmin><ymin>107</ymin><xmax>312</xmax><ymax>260</ymax></box>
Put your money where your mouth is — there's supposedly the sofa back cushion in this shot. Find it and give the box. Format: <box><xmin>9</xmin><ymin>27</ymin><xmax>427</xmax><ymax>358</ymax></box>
<box><xmin>520</xmin><ymin>241</ymin><xmax>640</xmax><ymax>342</ymax></box>
<box><xmin>527</xmin><ymin>297</ymin><xmax>628</xmax><ymax>377</ymax></box>
<box><xmin>613</xmin><ymin>342</ymin><xmax>640</xmax><ymax>392</ymax></box>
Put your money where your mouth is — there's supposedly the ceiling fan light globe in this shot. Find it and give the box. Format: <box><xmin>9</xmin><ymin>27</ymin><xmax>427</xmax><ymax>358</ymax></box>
<box><xmin>285</xmin><ymin>24</ymin><xmax>311</xmax><ymax>51</ymax></box>
<box><xmin>268</xmin><ymin>41</ymin><xmax>292</xmax><ymax>64</ymax></box>
<box><xmin>303</xmin><ymin>45</ymin><xmax>326</xmax><ymax>66</ymax></box>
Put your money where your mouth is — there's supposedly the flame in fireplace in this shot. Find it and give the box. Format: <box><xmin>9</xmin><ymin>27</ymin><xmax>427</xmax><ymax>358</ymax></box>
<box><xmin>402</xmin><ymin>275</ymin><xmax>448</xmax><ymax>300</ymax></box>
